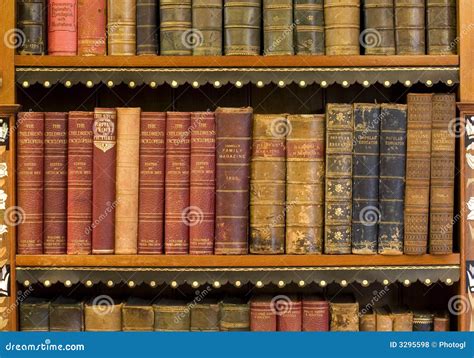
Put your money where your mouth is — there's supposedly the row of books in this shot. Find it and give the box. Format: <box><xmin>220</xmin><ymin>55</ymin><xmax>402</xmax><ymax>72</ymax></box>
<box><xmin>19</xmin><ymin>295</ymin><xmax>450</xmax><ymax>332</ymax></box>
<box><xmin>16</xmin><ymin>0</ymin><xmax>456</xmax><ymax>56</ymax></box>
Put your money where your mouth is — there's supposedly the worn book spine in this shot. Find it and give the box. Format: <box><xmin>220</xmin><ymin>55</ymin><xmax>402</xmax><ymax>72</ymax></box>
<box><xmin>375</xmin><ymin>308</ymin><xmax>393</xmax><ymax>331</ymax></box>
<box><xmin>77</xmin><ymin>0</ymin><xmax>106</xmax><ymax>55</ymax></box>
<box><xmin>192</xmin><ymin>0</ymin><xmax>222</xmax><ymax>55</ymax></box>
<box><xmin>329</xmin><ymin>302</ymin><xmax>359</xmax><ymax>331</ymax></box>
<box><xmin>324</xmin><ymin>0</ymin><xmax>360</xmax><ymax>55</ymax></box>
<box><xmin>189</xmin><ymin>112</ymin><xmax>216</xmax><ymax>255</ymax></box>
<box><xmin>404</xmin><ymin>94</ymin><xmax>433</xmax><ymax>255</ymax></box>
<box><xmin>17</xmin><ymin>112</ymin><xmax>44</xmax><ymax>254</ymax></box>
<box><xmin>137</xmin><ymin>0</ymin><xmax>158</xmax><ymax>55</ymax></box>
<box><xmin>286</xmin><ymin>114</ymin><xmax>325</xmax><ymax>254</ymax></box>
<box><xmin>359</xmin><ymin>312</ymin><xmax>376</xmax><ymax>331</ymax></box>
<box><xmin>49</xmin><ymin>302</ymin><xmax>84</xmax><ymax>331</ymax></box>
<box><xmin>122</xmin><ymin>304</ymin><xmax>155</xmax><ymax>331</ymax></box>
<box><xmin>392</xmin><ymin>311</ymin><xmax>413</xmax><ymax>331</ymax></box>
<box><xmin>433</xmin><ymin>313</ymin><xmax>450</xmax><ymax>331</ymax></box>
<box><xmin>215</xmin><ymin>107</ymin><xmax>253</xmax><ymax>254</ymax></box>
<box><xmin>153</xmin><ymin>302</ymin><xmax>190</xmax><ymax>331</ymax></box>
<box><xmin>160</xmin><ymin>0</ymin><xmax>192</xmax><ymax>55</ymax></box>
<box><xmin>220</xmin><ymin>303</ymin><xmax>250</xmax><ymax>331</ymax></box>
<box><xmin>17</xmin><ymin>0</ymin><xmax>47</xmax><ymax>54</ymax></box>
<box><xmin>107</xmin><ymin>0</ymin><xmax>136</xmax><ymax>55</ymax></box>
<box><xmin>190</xmin><ymin>303</ymin><xmax>220</xmax><ymax>331</ymax></box>
<box><xmin>19</xmin><ymin>300</ymin><xmax>50</xmax><ymax>331</ymax></box>
<box><xmin>395</xmin><ymin>0</ymin><xmax>425</xmax><ymax>55</ymax></box>
<box><xmin>429</xmin><ymin>94</ymin><xmax>456</xmax><ymax>254</ymax></box>
<box><xmin>363</xmin><ymin>0</ymin><xmax>395</xmax><ymax>55</ymax></box>
<box><xmin>378</xmin><ymin>104</ymin><xmax>407</xmax><ymax>255</ymax></box>
<box><xmin>277</xmin><ymin>297</ymin><xmax>302</xmax><ymax>331</ymax></box>
<box><xmin>224</xmin><ymin>0</ymin><xmax>261</xmax><ymax>55</ymax></box>
<box><xmin>325</xmin><ymin>104</ymin><xmax>353</xmax><ymax>254</ymax></box>
<box><xmin>302</xmin><ymin>297</ymin><xmax>329</xmax><ymax>331</ymax></box>
<box><xmin>43</xmin><ymin>112</ymin><xmax>68</xmax><ymax>254</ymax></box>
<box><xmin>164</xmin><ymin>112</ymin><xmax>191</xmax><ymax>254</ymax></box>
<box><xmin>250</xmin><ymin>114</ymin><xmax>286</xmax><ymax>254</ymax></box>
<box><xmin>352</xmin><ymin>104</ymin><xmax>380</xmax><ymax>254</ymax></box>
<box><xmin>427</xmin><ymin>0</ymin><xmax>456</xmax><ymax>55</ymax></box>
<box><xmin>92</xmin><ymin>108</ymin><xmax>117</xmax><ymax>254</ymax></box>
<box><xmin>48</xmin><ymin>0</ymin><xmax>77</xmax><ymax>55</ymax></box>
<box><xmin>250</xmin><ymin>297</ymin><xmax>277</xmax><ymax>331</ymax></box>
<box><xmin>263</xmin><ymin>0</ymin><xmax>294</xmax><ymax>55</ymax></box>
<box><xmin>138</xmin><ymin>112</ymin><xmax>166</xmax><ymax>254</ymax></box>
<box><xmin>412</xmin><ymin>312</ymin><xmax>434</xmax><ymax>331</ymax></box>
<box><xmin>85</xmin><ymin>302</ymin><xmax>122</xmax><ymax>331</ymax></box>
<box><xmin>294</xmin><ymin>0</ymin><xmax>324</xmax><ymax>55</ymax></box>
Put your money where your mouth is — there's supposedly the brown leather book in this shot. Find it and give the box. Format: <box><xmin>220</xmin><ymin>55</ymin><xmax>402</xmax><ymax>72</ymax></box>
<box><xmin>153</xmin><ymin>300</ymin><xmax>190</xmax><ymax>331</ymax></box>
<box><xmin>375</xmin><ymin>307</ymin><xmax>393</xmax><ymax>331</ymax></box>
<box><xmin>427</xmin><ymin>0</ymin><xmax>456</xmax><ymax>55</ymax></box>
<box><xmin>277</xmin><ymin>295</ymin><xmax>302</xmax><ymax>331</ymax></box>
<box><xmin>433</xmin><ymin>312</ymin><xmax>450</xmax><ymax>331</ymax></box>
<box><xmin>160</xmin><ymin>0</ymin><xmax>192</xmax><ymax>55</ymax></box>
<box><xmin>107</xmin><ymin>0</ymin><xmax>136</xmax><ymax>55</ymax></box>
<box><xmin>48</xmin><ymin>0</ymin><xmax>78</xmax><ymax>55</ymax></box>
<box><xmin>263</xmin><ymin>0</ymin><xmax>294</xmax><ymax>55</ymax></box>
<box><xmin>115</xmin><ymin>108</ymin><xmax>141</xmax><ymax>254</ymax></box>
<box><xmin>220</xmin><ymin>301</ymin><xmax>250</xmax><ymax>331</ymax></box>
<box><xmin>324</xmin><ymin>0</ymin><xmax>360</xmax><ymax>55</ymax></box>
<box><xmin>286</xmin><ymin>114</ymin><xmax>325</xmax><ymax>254</ymax></box>
<box><xmin>138</xmin><ymin>112</ymin><xmax>166</xmax><ymax>254</ymax></box>
<box><xmin>294</xmin><ymin>0</ymin><xmax>324</xmax><ymax>55</ymax></box>
<box><xmin>215</xmin><ymin>107</ymin><xmax>253</xmax><ymax>254</ymax></box>
<box><xmin>164</xmin><ymin>112</ymin><xmax>191</xmax><ymax>254</ymax></box>
<box><xmin>43</xmin><ymin>112</ymin><xmax>67</xmax><ymax>254</ymax></box>
<box><xmin>395</xmin><ymin>0</ymin><xmax>426</xmax><ymax>55</ymax></box>
<box><xmin>250</xmin><ymin>296</ymin><xmax>277</xmax><ymax>331</ymax></box>
<box><xmin>78</xmin><ymin>0</ymin><xmax>106</xmax><ymax>55</ymax></box>
<box><xmin>404</xmin><ymin>94</ymin><xmax>433</xmax><ymax>255</ymax></box>
<box><xmin>137</xmin><ymin>0</ymin><xmax>158</xmax><ymax>55</ymax></box>
<box><xmin>224</xmin><ymin>0</ymin><xmax>261</xmax><ymax>55</ymax></box>
<box><xmin>17</xmin><ymin>112</ymin><xmax>44</xmax><ymax>255</ymax></box>
<box><xmin>329</xmin><ymin>300</ymin><xmax>359</xmax><ymax>331</ymax></box>
<box><xmin>412</xmin><ymin>311</ymin><xmax>434</xmax><ymax>331</ymax></box>
<box><xmin>122</xmin><ymin>298</ymin><xmax>154</xmax><ymax>331</ymax></box>
<box><xmin>430</xmin><ymin>94</ymin><xmax>456</xmax><ymax>254</ymax></box>
<box><xmin>359</xmin><ymin>311</ymin><xmax>376</xmax><ymax>331</ymax></box>
<box><xmin>85</xmin><ymin>299</ymin><xmax>122</xmax><ymax>331</ymax></box>
<box><xmin>92</xmin><ymin>108</ymin><xmax>117</xmax><ymax>254</ymax></box>
<box><xmin>20</xmin><ymin>298</ymin><xmax>50</xmax><ymax>331</ymax></box>
<box><xmin>363</xmin><ymin>0</ymin><xmax>395</xmax><ymax>55</ymax></box>
<box><xmin>17</xmin><ymin>0</ymin><xmax>47</xmax><ymax>55</ymax></box>
<box><xmin>250</xmin><ymin>114</ymin><xmax>286</xmax><ymax>254</ymax></box>
<box><xmin>302</xmin><ymin>295</ymin><xmax>329</xmax><ymax>331</ymax></box>
<box><xmin>50</xmin><ymin>298</ymin><xmax>84</xmax><ymax>331</ymax></box>
<box><xmin>190</xmin><ymin>302</ymin><xmax>220</xmax><ymax>331</ymax></box>
<box><xmin>392</xmin><ymin>308</ymin><xmax>413</xmax><ymax>331</ymax></box>
<box><xmin>192</xmin><ymin>0</ymin><xmax>222</xmax><ymax>55</ymax></box>
<box><xmin>67</xmin><ymin>111</ymin><xmax>94</xmax><ymax>254</ymax></box>
<box><xmin>189</xmin><ymin>112</ymin><xmax>216</xmax><ymax>255</ymax></box>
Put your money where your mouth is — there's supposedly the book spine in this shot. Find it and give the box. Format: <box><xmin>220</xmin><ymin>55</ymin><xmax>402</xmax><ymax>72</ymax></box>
<box><xmin>224</xmin><ymin>0</ymin><xmax>261</xmax><ymax>55</ymax></box>
<box><xmin>164</xmin><ymin>112</ymin><xmax>191</xmax><ymax>254</ymax></box>
<box><xmin>17</xmin><ymin>0</ymin><xmax>47</xmax><ymax>55</ymax></box>
<box><xmin>250</xmin><ymin>115</ymin><xmax>286</xmax><ymax>254</ymax></box>
<box><xmin>329</xmin><ymin>302</ymin><xmax>359</xmax><ymax>331</ymax></box>
<box><xmin>302</xmin><ymin>301</ymin><xmax>329</xmax><ymax>331</ymax></box>
<box><xmin>376</xmin><ymin>312</ymin><xmax>393</xmax><ymax>331</ymax></box>
<box><xmin>153</xmin><ymin>305</ymin><xmax>190</xmax><ymax>331</ymax></box>
<box><xmin>359</xmin><ymin>313</ymin><xmax>376</xmax><ymax>331</ymax></box>
<box><xmin>17</xmin><ymin>112</ymin><xmax>44</xmax><ymax>254</ymax></box>
<box><xmin>138</xmin><ymin>112</ymin><xmax>166</xmax><ymax>254</ymax></box>
<box><xmin>393</xmin><ymin>313</ymin><xmax>413</xmax><ymax>331</ymax></box>
<box><xmin>427</xmin><ymin>0</ymin><xmax>456</xmax><ymax>55</ymax></box>
<box><xmin>43</xmin><ymin>112</ymin><xmax>68</xmax><ymax>254</ymax></box>
<box><xmin>378</xmin><ymin>104</ymin><xmax>407</xmax><ymax>255</ymax></box>
<box><xmin>77</xmin><ymin>0</ymin><xmax>106</xmax><ymax>55</ymax></box>
<box><xmin>324</xmin><ymin>0</ymin><xmax>360</xmax><ymax>55</ymax></box>
<box><xmin>263</xmin><ymin>0</ymin><xmax>294</xmax><ymax>55</ymax></box>
<box><xmin>412</xmin><ymin>314</ymin><xmax>434</xmax><ymax>331</ymax></box>
<box><xmin>324</xmin><ymin>104</ymin><xmax>353</xmax><ymax>254</ymax></box>
<box><xmin>190</xmin><ymin>304</ymin><xmax>220</xmax><ymax>331</ymax></box>
<box><xmin>49</xmin><ymin>303</ymin><xmax>84</xmax><ymax>331</ymax></box>
<box><xmin>19</xmin><ymin>302</ymin><xmax>50</xmax><ymax>331</ymax></box>
<box><xmin>115</xmin><ymin>108</ymin><xmax>141</xmax><ymax>254</ymax></box>
<box><xmin>250</xmin><ymin>301</ymin><xmax>277</xmax><ymax>331</ymax></box>
<box><xmin>294</xmin><ymin>0</ymin><xmax>324</xmax><ymax>55</ymax></box>
<box><xmin>160</xmin><ymin>0</ymin><xmax>192</xmax><ymax>55</ymax></box>
<box><xmin>85</xmin><ymin>303</ymin><xmax>122</xmax><ymax>331</ymax></box>
<box><xmin>192</xmin><ymin>0</ymin><xmax>223</xmax><ymax>55</ymax></box>
<box><xmin>189</xmin><ymin>112</ymin><xmax>216</xmax><ymax>255</ymax></box>
<box><xmin>122</xmin><ymin>306</ymin><xmax>155</xmax><ymax>331</ymax></box>
<box><xmin>48</xmin><ymin>0</ymin><xmax>77</xmax><ymax>55</ymax></box>
<box><xmin>395</xmin><ymin>0</ymin><xmax>425</xmax><ymax>55</ymax></box>
<box><xmin>277</xmin><ymin>299</ymin><xmax>302</xmax><ymax>331</ymax></box>
<box><xmin>107</xmin><ymin>0</ymin><xmax>136</xmax><ymax>55</ymax></box>
<box><xmin>433</xmin><ymin>316</ymin><xmax>450</xmax><ymax>331</ymax></box>
<box><xmin>92</xmin><ymin>108</ymin><xmax>117</xmax><ymax>254</ymax></box>
<box><xmin>137</xmin><ymin>0</ymin><xmax>158</xmax><ymax>55</ymax></box>
<box><xmin>67</xmin><ymin>111</ymin><xmax>94</xmax><ymax>254</ymax></box>
<box><xmin>352</xmin><ymin>104</ymin><xmax>380</xmax><ymax>254</ymax></box>
<box><xmin>220</xmin><ymin>304</ymin><xmax>250</xmax><ymax>331</ymax></box>
<box><xmin>363</xmin><ymin>0</ymin><xmax>395</xmax><ymax>55</ymax></box>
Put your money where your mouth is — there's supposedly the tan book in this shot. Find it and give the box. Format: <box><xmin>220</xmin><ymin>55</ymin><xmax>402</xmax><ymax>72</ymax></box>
<box><xmin>330</xmin><ymin>300</ymin><xmax>359</xmax><ymax>331</ymax></box>
<box><xmin>220</xmin><ymin>301</ymin><xmax>250</xmax><ymax>331</ymax></box>
<box><xmin>395</xmin><ymin>0</ymin><xmax>425</xmax><ymax>55</ymax></box>
<box><xmin>324</xmin><ymin>0</ymin><xmax>360</xmax><ymax>55</ymax></box>
<box><xmin>153</xmin><ymin>300</ymin><xmax>190</xmax><ymax>331</ymax></box>
<box><xmin>375</xmin><ymin>307</ymin><xmax>393</xmax><ymax>331</ymax></box>
<box><xmin>107</xmin><ymin>0</ymin><xmax>136</xmax><ymax>55</ymax></box>
<box><xmin>392</xmin><ymin>308</ymin><xmax>413</xmax><ymax>331</ymax></box>
<box><xmin>85</xmin><ymin>299</ymin><xmax>122</xmax><ymax>331</ymax></box>
<box><xmin>359</xmin><ymin>311</ymin><xmax>376</xmax><ymax>331</ymax></box>
<box><xmin>122</xmin><ymin>298</ymin><xmax>154</xmax><ymax>331</ymax></box>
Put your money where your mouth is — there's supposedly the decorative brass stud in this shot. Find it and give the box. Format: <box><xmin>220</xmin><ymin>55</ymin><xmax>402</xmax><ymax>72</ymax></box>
<box><xmin>213</xmin><ymin>281</ymin><xmax>221</xmax><ymax>289</ymax></box>
<box><xmin>65</xmin><ymin>81</ymin><xmax>72</xmax><ymax>88</ymax></box>
<box><xmin>278</xmin><ymin>80</ymin><xmax>285</xmax><ymax>88</ymax></box>
<box><xmin>213</xmin><ymin>81</ymin><xmax>221</xmax><ymax>88</ymax></box>
<box><xmin>298</xmin><ymin>280</ymin><xmax>305</xmax><ymax>287</ymax></box>
<box><xmin>424</xmin><ymin>278</ymin><xmax>432</xmax><ymax>286</ymax></box>
<box><xmin>299</xmin><ymin>80</ymin><xmax>306</xmax><ymax>88</ymax></box>
<box><xmin>320</xmin><ymin>80</ymin><xmax>328</xmax><ymax>88</ymax></box>
<box><xmin>23</xmin><ymin>280</ymin><xmax>30</xmax><ymax>287</ymax></box>
<box><xmin>383</xmin><ymin>80</ymin><xmax>391</xmax><ymax>88</ymax></box>
<box><xmin>85</xmin><ymin>280</ymin><xmax>93</xmax><ymax>287</ymax></box>
<box><xmin>319</xmin><ymin>280</ymin><xmax>327</xmax><ymax>287</ymax></box>
<box><xmin>64</xmin><ymin>280</ymin><xmax>72</xmax><ymax>287</ymax></box>
<box><xmin>447</xmin><ymin>79</ymin><xmax>454</xmax><ymax>86</ymax></box>
<box><xmin>107</xmin><ymin>80</ymin><xmax>114</xmax><ymax>88</ymax></box>
<box><xmin>129</xmin><ymin>81</ymin><xmax>136</xmax><ymax>88</ymax></box>
<box><xmin>234</xmin><ymin>280</ymin><xmax>242</xmax><ymax>287</ymax></box>
<box><xmin>86</xmin><ymin>80</ymin><xmax>94</xmax><ymax>88</ymax></box>
<box><xmin>235</xmin><ymin>81</ymin><xmax>243</xmax><ymax>88</ymax></box>
<box><xmin>403</xmin><ymin>279</ymin><xmax>410</xmax><ymax>287</ymax></box>
<box><xmin>361</xmin><ymin>280</ymin><xmax>369</xmax><ymax>287</ymax></box>
<box><xmin>342</xmin><ymin>81</ymin><xmax>349</xmax><ymax>88</ymax></box>
<box><xmin>256</xmin><ymin>81</ymin><xmax>264</xmax><ymax>88</ymax></box>
<box><xmin>426</xmin><ymin>80</ymin><xmax>433</xmax><ymax>87</ymax></box>
<box><xmin>149</xmin><ymin>281</ymin><xmax>157</xmax><ymax>288</ymax></box>
<box><xmin>446</xmin><ymin>278</ymin><xmax>453</xmax><ymax>286</ymax></box>
<box><xmin>170</xmin><ymin>281</ymin><xmax>178</xmax><ymax>288</ymax></box>
<box><xmin>44</xmin><ymin>280</ymin><xmax>51</xmax><ymax>287</ymax></box>
<box><xmin>128</xmin><ymin>280</ymin><xmax>135</xmax><ymax>288</ymax></box>
<box><xmin>382</xmin><ymin>279</ymin><xmax>389</xmax><ymax>286</ymax></box>
<box><xmin>149</xmin><ymin>81</ymin><xmax>157</xmax><ymax>88</ymax></box>
<box><xmin>362</xmin><ymin>80</ymin><xmax>370</xmax><ymax>87</ymax></box>
<box><xmin>44</xmin><ymin>81</ymin><xmax>51</xmax><ymax>88</ymax></box>
<box><xmin>192</xmin><ymin>81</ymin><xmax>199</xmax><ymax>88</ymax></box>
<box><xmin>191</xmin><ymin>281</ymin><xmax>199</xmax><ymax>288</ymax></box>
<box><xmin>277</xmin><ymin>280</ymin><xmax>285</xmax><ymax>288</ymax></box>
<box><xmin>404</xmin><ymin>80</ymin><xmax>412</xmax><ymax>87</ymax></box>
<box><xmin>107</xmin><ymin>280</ymin><xmax>114</xmax><ymax>287</ymax></box>
<box><xmin>340</xmin><ymin>280</ymin><xmax>348</xmax><ymax>287</ymax></box>
<box><xmin>22</xmin><ymin>81</ymin><xmax>29</xmax><ymax>88</ymax></box>
<box><xmin>256</xmin><ymin>281</ymin><xmax>264</xmax><ymax>288</ymax></box>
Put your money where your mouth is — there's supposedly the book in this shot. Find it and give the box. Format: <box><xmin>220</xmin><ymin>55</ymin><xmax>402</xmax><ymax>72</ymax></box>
<box><xmin>214</xmin><ymin>107</ymin><xmax>253</xmax><ymax>254</ymax></box>
<box><xmin>77</xmin><ymin>0</ymin><xmax>106</xmax><ymax>55</ymax></box>
<box><xmin>19</xmin><ymin>298</ymin><xmax>50</xmax><ymax>331</ymax></box>
<box><xmin>48</xmin><ymin>0</ymin><xmax>77</xmax><ymax>55</ymax></box>
<box><xmin>85</xmin><ymin>299</ymin><xmax>122</xmax><ymax>331</ymax></box>
<box><xmin>160</xmin><ymin>0</ymin><xmax>192</xmax><ymax>55</ymax></box>
<box><xmin>122</xmin><ymin>298</ymin><xmax>154</xmax><ymax>331</ymax></box>
<box><xmin>433</xmin><ymin>312</ymin><xmax>450</xmax><ymax>331</ymax></box>
<box><xmin>137</xmin><ymin>0</ymin><xmax>158</xmax><ymax>55</ymax></box>
<box><xmin>329</xmin><ymin>300</ymin><xmax>359</xmax><ymax>331</ymax></box>
<box><xmin>17</xmin><ymin>112</ymin><xmax>44</xmax><ymax>255</ymax></box>
<box><xmin>153</xmin><ymin>300</ymin><xmax>190</xmax><ymax>331</ymax></box>
<box><xmin>359</xmin><ymin>311</ymin><xmax>376</xmax><ymax>331</ymax></box>
<box><xmin>49</xmin><ymin>298</ymin><xmax>84</xmax><ymax>331</ymax></box>
<box><xmin>263</xmin><ymin>0</ymin><xmax>294</xmax><ymax>55</ymax></box>
<box><xmin>17</xmin><ymin>0</ymin><xmax>47</xmax><ymax>55</ymax></box>
<box><xmin>107</xmin><ymin>0</ymin><xmax>136</xmax><ymax>55</ymax></box>
<box><xmin>224</xmin><ymin>0</ymin><xmax>261</xmax><ymax>55</ymax></box>
<box><xmin>250</xmin><ymin>296</ymin><xmax>277</xmax><ymax>331</ymax></box>
<box><xmin>395</xmin><ymin>0</ymin><xmax>425</xmax><ymax>55</ymax></box>
<box><xmin>412</xmin><ymin>311</ymin><xmax>434</xmax><ymax>331</ymax></box>
<box><xmin>325</xmin><ymin>104</ymin><xmax>353</xmax><ymax>254</ymax></box>
<box><xmin>220</xmin><ymin>301</ymin><xmax>250</xmax><ymax>331</ymax></box>
<box><xmin>190</xmin><ymin>302</ymin><xmax>220</xmax><ymax>331</ymax></box>
<box><xmin>250</xmin><ymin>114</ymin><xmax>286</xmax><ymax>254</ymax></box>
<box><xmin>302</xmin><ymin>296</ymin><xmax>329</xmax><ymax>331</ymax></box>
<box><xmin>375</xmin><ymin>307</ymin><xmax>393</xmax><ymax>331</ymax></box>
<box><xmin>392</xmin><ymin>308</ymin><xmax>413</xmax><ymax>331</ymax></box>
<box><xmin>362</xmin><ymin>0</ymin><xmax>395</xmax><ymax>55</ymax></box>
<box><xmin>43</xmin><ymin>112</ymin><xmax>68</xmax><ymax>254</ymax></box>
<box><xmin>324</xmin><ymin>0</ymin><xmax>360</xmax><ymax>55</ymax></box>
<box><xmin>192</xmin><ymin>0</ymin><xmax>222</xmax><ymax>55</ymax></box>
<box><xmin>277</xmin><ymin>295</ymin><xmax>302</xmax><ymax>331</ymax></box>
<box><xmin>286</xmin><ymin>114</ymin><xmax>325</xmax><ymax>254</ymax></box>
<box><xmin>427</xmin><ymin>0</ymin><xmax>457</xmax><ymax>55</ymax></box>
<box><xmin>294</xmin><ymin>0</ymin><xmax>324</xmax><ymax>55</ymax></box>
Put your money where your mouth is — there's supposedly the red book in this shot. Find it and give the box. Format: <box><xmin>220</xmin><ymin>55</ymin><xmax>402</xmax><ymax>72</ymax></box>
<box><xmin>138</xmin><ymin>112</ymin><xmax>166</xmax><ymax>254</ymax></box>
<box><xmin>277</xmin><ymin>295</ymin><xmax>302</xmax><ymax>332</ymax></box>
<box><xmin>302</xmin><ymin>296</ymin><xmax>329</xmax><ymax>331</ymax></box>
<box><xmin>250</xmin><ymin>296</ymin><xmax>277</xmax><ymax>331</ymax></box>
<box><xmin>92</xmin><ymin>108</ymin><xmax>117</xmax><ymax>254</ymax></box>
<box><xmin>164</xmin><ymin>112</ymin><xmax>191</xmax><ymax>254</ymax></box>
<box><xmin>43</xmin><ymin>112</ymin><xmax>68</xmax><ymax>254</ymax></box>
<box><xmin>17</xmin><ymin>112</ymin><xmax>44</xmax><ymax>254</ymax></box>
<box><xmin>189</xmin><ymin>112</ymin><xmax>216</xmax><ymax>255</ymax></box>
<box><xmin>48</xmin><ymin>0</ymin><xmax>78</xmax><ymax>55</ymax></box>
<box><xmin>67</xmin><ymin>111</ymin><xmax>94</xmax><ymax>254</ymax></box>
<box><xmin>77</xmin><ymin>0</ymin><xmax>106</xmax><ymax>55</ymax></box>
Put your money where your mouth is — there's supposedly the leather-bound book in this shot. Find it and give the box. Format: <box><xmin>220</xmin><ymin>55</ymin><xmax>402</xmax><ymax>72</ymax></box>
<box><xmin>375</xmin><ymin>307</ymin><xmax>393</xmax><ymax>331</ymax></box>
<box><xmin>286</xmin><ymin>114</ymin><xmax>325</xmax><ymax>254</ymax></box>
<box><xmin>359</xmin><ymin>311</ymin><xmax>376</xmax><ymax>331</ymax></box>
<box><xmin>324</xmin><ymin>0</ymin><xmax>360</xmax><ymax>55</ymax></box>
<box><xmin>17</xmin><ymin>112</ymin><xmax>44</xmax><ymax>255</ymax></box>
<box><xmin>329</xmin><ymin>299</ymin><xmax>359</xmax><ymax>331</ymax></box>
<box><xmin>215</xmin><ymin>107</ymin><xmax>253</xmax><ymax>254</ymax></box>
<box><xmin>17</xmin><ymin>0</ymin><xmax>47</xmax><ymax>54</ymax></box>
<box><xmin>43</xmin><ymin>112</ymin><xmax>68</xmax><ymax>254</ymax></box>
<box><xmin>220</xmin><ymin>301</ymin><xmax>250</xmax><ymax>331</ymax></box>
<box><xmin>325</xmin><ymin>104</ymin><xmax>353</xmax><ymax>254</ymax></box>
<box><xmin>378</xmin><ymin>104</ymin><xmax>407</xmax><ymax>255</ymax></box>
<box><xmin>20</xmin><ymin>298</ymin><xmax>50</xmax><ymax>331</ymax></box>
<box><xmin>224</xmin><ymin>0</ymin><xmax>261</xmax><ymax>55</ymax></box>
<box><xmin>427</xmin><ymin>0</ymin><xmax>456</xmax><ymax>55</ymax></box>
<box><xmin>395</xmin><ymin>0</ymin><xmax>425</xmax><ymax>55</ymax></box>
<box><xmin>430</xmin><ymin>94</ymin><xmax>456</xmax><ymax>254</ymax></box>
<box><xmin>189</xmin><ymin>112</ymin><xmax>216</xmax><ymax>255</ymax></box>
<box><xmin>85</xmin><ymin>300</ymin><xmax>122</xmax><ymax>331</ymax></box>
<box><xmin>294</xmin><ymin>0</ymin><xmax>324</xmax><ymax>55</ymax></box>
<box><xmin>67</xmin><ymin>111</ymin><xmax>94</xmax><ymax>254</ymax></box>
<box><xmin>48</xmin><ymin>0</ymin><xmax>77</xmax><ymax>55</ymax></box>
<box><xmin>302</xmin><ymin>296</ymin><xmax>329</xmax><ymax>331</ymax></box>
<box><xmin>363</xmin><ymin>0</ymin><xmax>395</xmax><ymax>55</ymax></box>
<box><xmin>138</xmin><ymin>112</ymin><xmax>166</xmax><ymax>254</ymax></box>
<box><xmin>107</xmin><ymin>0</ymin><xmax>136</xmax><ymax>55</ymax></box>
<box><xmin>115</xmin><ymin>108</ymin><xmax>141</xmax><ymax>254</ymax></box>
<box><xmin>50</xmin><ymin>298</ymin><xmax>84</xmax><ymax>331</ymax></box>
<box><xmin>277</xmin><ymin>296</ymin><xmax>302</xmax><ymax>332</ymax></box>
<box><xmin>250</xmin><ymin>296</ymin><xmax>277</xmax><ymax>331</ymax></box>
<box><xmin>160</xmin><ymin>0</ymin><xmax>192</xmax><ymax>55</ymax></box>
<box><xmin>153</xmin><ymin>300</ymin><xmax>190</xmax><ymax>331</ymax></box>
<box><xmin>412</xmin><ymin>311</ymin><xmax>434</xmax><ymax>331</ymax></box>
<box><xmin>78</xmin><ymin>0</ymin><xmax>106</xmax><ymax>55</ymax></box>
<box><xmin>392</xmin><ymin>308</ymin><xmax>413</xmax><ymax>331</ymax></box>
<box><xmin>190</xmin><ymin>302</ymin><xmax>220</xmax><ymax>331</ymax></box>
<box><xmin>164</xmin><ymin>112</ymin><xmax>191</xmax><ymax>254</ymax></box>
<box><xmin>250</xmin><ymin>114</ymin><xmax>286</xmax><ymax>254</ymax></box>
<box><xmin>404</xmin><ymin>94</ymin><xmax>433</xmax><ymax>255</ymax></box>
<box><xmin>137</xmin><ymin>0</ymin><xmax>158</xmax><ymax>55</ymax></box>
<box><xmin>433</xmin><ymin>312</ymin><xmax>450</xmax><ymax>331</ymax></box>
<box><xmin>192</xmin><ymin>0</ymin><xmax>222</xmax><ymax>55</ymax></box>
<box><xmin>92</xmin><ymin>108</ymin><xmax>117</xmax><ymax>254</ymax></box>
<box><xmin>352</xmin><ymin>104</ymin><xmax>380</xmax><ymax>254</ymax></box>
<box><xmin>122</xmin><ymin>298</ymin><xmax>154</xmax><ymax>331</ymax></box>
<box><xmin>263</xmin><ymin>0</ymin><xmax>294</xmax><ymax>55</ymax></box>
